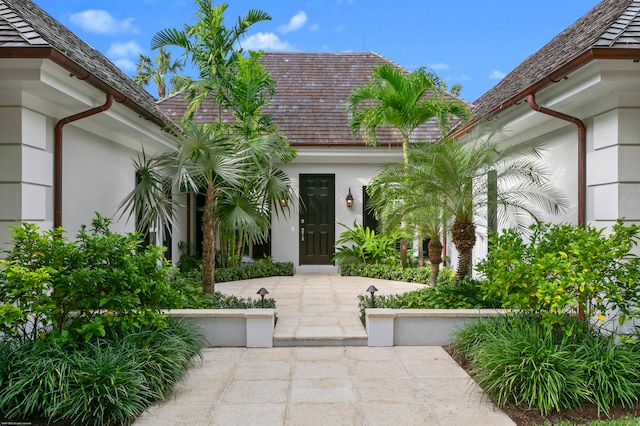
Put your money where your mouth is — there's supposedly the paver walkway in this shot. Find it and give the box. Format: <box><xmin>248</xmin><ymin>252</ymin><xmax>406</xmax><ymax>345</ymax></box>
<box><xmin>133</xmin><ymin>274</ymin><xmax>515</xmax><ymax>426</ymax></box>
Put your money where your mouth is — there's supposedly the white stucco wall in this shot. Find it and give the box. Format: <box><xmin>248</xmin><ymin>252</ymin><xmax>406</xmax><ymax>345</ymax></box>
<box><xmin>271</xmin><ymin>147</ymin><xmax>402</xmax><ymax>273</ymax></box>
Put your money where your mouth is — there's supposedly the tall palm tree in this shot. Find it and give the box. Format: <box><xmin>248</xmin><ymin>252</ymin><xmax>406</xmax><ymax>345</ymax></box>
<box><xmin>151</xmin><ymin>0</ymin><xmax>271</xmax><ymax>119</ymax></box>
<box><xmin>347</xmin><ymin>64</ymin><xmax>470</xmax><ymax>266</ymax></box>
<box><xmin>133</xmin><ymin>47</ymin><xmax>187</xmax><ymax>99</ymax></box>
<box><xmin>405</xmin><ymin>126</ymin><xmax>569</xmax><ymax>283</ymax></box>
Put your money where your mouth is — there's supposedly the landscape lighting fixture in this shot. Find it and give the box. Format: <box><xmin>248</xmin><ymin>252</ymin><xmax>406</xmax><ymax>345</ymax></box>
<box><xmin>257</xmin><ymin>287</ymin><xmax>269</xmax><ymax>308</ymax></box>
<box><xmin>366</xmin><ymin>285</ymin><xmax>378</xmax><ymax>308</ymax></box>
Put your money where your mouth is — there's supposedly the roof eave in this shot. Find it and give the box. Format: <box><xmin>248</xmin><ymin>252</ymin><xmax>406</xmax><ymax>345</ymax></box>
<box><xmin>0</xmin><ymin>46</ymin><xmax>173</xmax><ymax>132</ymax></box>
<box><xmin>452</xmin><ymin>47</ymin><xmax>640</xmax><ymax>138</ymax></box>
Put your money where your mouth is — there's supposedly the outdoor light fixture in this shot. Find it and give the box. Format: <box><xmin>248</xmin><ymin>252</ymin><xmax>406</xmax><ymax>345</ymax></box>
<box><xmin>280</xmin><ymin>197</ymin><xmax>288</xmax><ymax>207</ymax></box>
<box><xmin>366</xmin><ymin>285</ymin><xmax>378</xmax><ymax>308</ymax></box>
<box><xmin>257</xmin><ymin>287</ymin><xmax>269</xmax><ymax>308</ymax></box>
<box><xmin>346</xmin><ymin>187</ymin><xmax>354</xmax><ymax>208</ymax></box>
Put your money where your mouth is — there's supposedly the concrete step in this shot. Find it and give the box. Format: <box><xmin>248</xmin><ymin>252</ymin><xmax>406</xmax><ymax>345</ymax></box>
<box><xmin>273</xmin><ymin>336</ymin><xmax>367</xmax><ymax>347</ymax></box>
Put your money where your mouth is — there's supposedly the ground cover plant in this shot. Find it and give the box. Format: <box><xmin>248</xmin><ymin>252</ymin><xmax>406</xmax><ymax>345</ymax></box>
<box><xmin>449</xmin><ymin>220</ymin><xmax>640</xmax><ymax>425</ymax></box>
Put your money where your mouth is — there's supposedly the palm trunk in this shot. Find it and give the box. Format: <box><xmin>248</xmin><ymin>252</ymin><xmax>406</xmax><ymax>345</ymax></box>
<box><xmin>202</xmin><ymin>182</ymin><xmax>217</xmax><ymax>294</ymax></box>
<box><xmin>451</xmin><ymin>217</ymin><xmax>476</xmax><ymax>284</ymax></box>
<box><xmin>400</xmin><ymin>239</ymin><xmax>408</xmax><ymax>268</ymax></box>
<box><xmin>428</xmin><ymin>238</ymin><xmax>443</xmax><ymax>287</ymax></box>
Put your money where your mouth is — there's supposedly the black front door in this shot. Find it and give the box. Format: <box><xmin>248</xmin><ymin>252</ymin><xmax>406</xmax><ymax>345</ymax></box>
<box><xmin>299</xmin><ymin>174</ymin><xmax>335</xmax><ymax>265</ymax></box>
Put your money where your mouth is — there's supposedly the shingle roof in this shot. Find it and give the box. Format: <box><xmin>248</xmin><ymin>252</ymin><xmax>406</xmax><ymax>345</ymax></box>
<box><xmin>0</xmin><ymin>0</ymin><xmax>171</xmax><ymax>129</ymax></box>
<box><xmin>469</xmin><ymin>0</ymin><xmax>639</xmax><ymax>126</ymax></box>
<box><xmin>159</xmin><ymin>52</ymin><xmax>463</xmax><ymax>146</ymax></box>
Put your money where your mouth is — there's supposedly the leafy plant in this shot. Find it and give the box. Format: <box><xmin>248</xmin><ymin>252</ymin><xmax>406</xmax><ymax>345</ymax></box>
<box><xmin>476</xmin><ymin>220</ymin><xmax>640</xmax><ymax>332</ymax></box>
<box><xmin>0</xmin><ymin>318</ymin><xmax>203</xmax><ymax>424</ymax></box>
<box><xmin>341</xmin><ymin>263</ymin><xmax>454</xmax><ymax>286</ymax></box>
<box><xmin>332</xmin><ymin>221</ymin><xmax>404</xmax><ymax>265</ymax></box>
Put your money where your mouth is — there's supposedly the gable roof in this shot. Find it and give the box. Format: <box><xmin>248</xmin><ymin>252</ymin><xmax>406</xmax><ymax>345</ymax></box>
<box><xmin>459</xmin><ymin>0</ymin><xmax>640</xmax><ymax>134</ymax></box>
<box><xmin>159</xmin><ymin>52</ymin><xmax>463</xmax><ymax>147</ymax></box>
<box><xmin>0</xmin><ymin>0</ymin><xmax>171</xmax><ymax>130</ymax></box>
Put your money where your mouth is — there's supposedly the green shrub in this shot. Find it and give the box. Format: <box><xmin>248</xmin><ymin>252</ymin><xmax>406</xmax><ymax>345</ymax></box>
<box><xmin>476</xmin><ymin>220</ymin><xmax>640</xmax><ymax>333</ymax></box>
<box><xmin>452</xmin><ymin>313</ymin><xmax>640</xmax><ymax>416</ymax></box>
<box><xmin>214</xmin><ymin>258</ymin><xmax>294</xmax><ymax>283</ymax></box>
<box><xmin>332</xmin><ymin>221</ymin><xmax>404</xmax><ymax>265</ymax></box>
<box><xmin>0</xmin><ymin>318</ymin><xmax>203</xmax><ymax>425</ymax></box>
<box><xmin>341</xmin><ymin>263</ymin><xmax>455</xmax><ymax>286</ymax></box>
<box><xmin>0</xmin><ymin>214</ymin><xmax>183</xmax><ymax>343</ymax></box>
<box><xmin>357</xmin><ymin>278</ymin><xmax>502</xmax><ymax>323</ymax></box>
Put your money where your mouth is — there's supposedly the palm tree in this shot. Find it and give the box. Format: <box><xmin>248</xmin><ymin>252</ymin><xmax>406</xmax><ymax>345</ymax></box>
<box><xmin>346</xmin><ymin>64</ymin><xmax>470</xmax><ymax>267</ymax></box>
<box><xmin>151</xmin><ymin>0</ymin><xmax>271</xmax><ymax>119</ymax></box>
<box><xmin>133</xmin><ymin>47</ymin><xmax>188</xmax><ymax>99</ymax></box>
<box><xmin>405</xmin><ymin>126</ymin><xmax>569</xmax><ymax>283</ymax></box>
<box><xmin>368</xmin><ymin>169</ymin><xmax>450</xmax><ymax>286</ymax></box>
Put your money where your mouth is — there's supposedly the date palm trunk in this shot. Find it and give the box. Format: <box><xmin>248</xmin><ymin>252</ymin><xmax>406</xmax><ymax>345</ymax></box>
<box><xmin>451</xmin><ymin>217</ymin><xmax>476</xmax><ymax>284</ymax></box>
<box><xmin>428</xmin><ymin>237</ymin><xmax>443</xmax><ymax>286</ymax></box>
<box><xmin>202</xmin><ymin>182</ymin><xmax>217</xmax><ymax>294</ymax></box>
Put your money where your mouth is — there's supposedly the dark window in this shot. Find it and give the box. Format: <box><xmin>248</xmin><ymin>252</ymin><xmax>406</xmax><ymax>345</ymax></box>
<box><xmin>362</xmin><ymin>185</ymin><xmax>379</xmax><ymax>233</ymax></box>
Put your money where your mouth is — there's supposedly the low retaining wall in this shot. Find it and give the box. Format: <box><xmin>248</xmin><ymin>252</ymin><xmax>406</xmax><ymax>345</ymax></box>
<box><xmin>365</xmin><ymin>308</ymin><xmax>512</xmax><ymax>346</ymax></box>
<box><xmin>165</xmin><ymin>309</ymin><xmax>275</xmax><ymax>348</ymax></box>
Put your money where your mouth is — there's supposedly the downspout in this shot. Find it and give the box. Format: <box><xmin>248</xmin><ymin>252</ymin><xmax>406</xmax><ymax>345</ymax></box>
<box><xmin>54</xmin><ymin>94</ymin><xmax>114</xmax><ymax>229</ymax></box>
<box><xmin>527</xmin><ymin>94</ymin><xmax>586</xmax><ymax>228</ymax></box>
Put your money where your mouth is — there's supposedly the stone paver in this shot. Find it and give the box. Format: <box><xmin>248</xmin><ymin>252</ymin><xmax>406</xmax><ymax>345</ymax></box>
<box><xmin>133</xmin><ymin>275</ymin><xmax>515</xmax><ymax>426</ymax></box>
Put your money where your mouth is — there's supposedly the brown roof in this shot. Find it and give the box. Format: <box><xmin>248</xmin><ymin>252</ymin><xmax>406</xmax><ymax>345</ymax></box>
<box><xmin>0</xmin><ymin>0</ymin><xmax>172</xmax><ymax>130</ymax></box>
<box><xmin>159</xmin><ymin>52</ymin><xmax>463</xmax><ymax>146</ymax></box>
<box><xmin>465</xmin><ymin>0</ymin><xmax>640</xmax><ymax>131</ymax></box>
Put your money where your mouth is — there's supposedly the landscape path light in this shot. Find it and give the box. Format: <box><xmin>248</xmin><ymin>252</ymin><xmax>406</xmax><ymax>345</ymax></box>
<box><xmin>367</xmin><ymin>285</ymin><xmax>378</xmax><ymax>308</ymax></box>
<box><xmin>257</xmin><ymin>287</ymin><xmax>269</xmax><ymax>308</ymax></box>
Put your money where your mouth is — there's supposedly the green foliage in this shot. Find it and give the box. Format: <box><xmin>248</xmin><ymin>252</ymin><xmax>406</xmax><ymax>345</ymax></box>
<box><xmin>341</xmin><ymin>263</ymin><xmax>454</xmax><ymax>286</ymax></box>
<box><xmin>0</xmin><ymin>318</ymin><xmax>203</xmax><ymax>425</ymax></box>
<box><xmin>0</xmin><ymin>214</ymin><xmax>182</xmax><ymax>343</ymax></box>
<box><xmin>166</xmin><ymin>270</ymin><xmax>276</xmax><ymax>309</ymax></box>
<box><xmin>452</xmin><ymin>313</ymin><xmax>640</xmax><ymax>416</ymax></box>
<box><xmin>214</xmin><ymin>258</ymin><xmax>294</xmax><ymax>283</ymax></box>
<box><xmin>332</xmin><ymin>221</ymin><xmax>403</xmax><ymax>265</ymax></box>
<box><xmin>358</xmin><ymin>278</ymin><xmax>501</xmax><ymax>322</ymax></box>
<box><xmin>477</xmin><ymin>220</ymin><xmax>640</xmax><ymax>332</ymax></box>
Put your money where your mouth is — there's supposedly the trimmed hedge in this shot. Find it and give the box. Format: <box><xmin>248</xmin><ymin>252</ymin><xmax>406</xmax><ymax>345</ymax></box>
<box><xmin>214</xmin><ymin>260</ymin><xmax>294</xmax><ymax>283</ymax></box>
<box><xmin>340</xmin><ymin>263</ymin><xmax>454</xmax><ymax>286</ymax></box>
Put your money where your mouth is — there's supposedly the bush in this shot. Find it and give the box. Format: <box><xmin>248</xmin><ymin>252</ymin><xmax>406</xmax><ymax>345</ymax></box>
<box><xmin>0</xmin><ymin>318</ymin><xmax>203</xmax><ymax>425</ymax></box>
<box><xmin>0</xmin><ymin>214</ymin><xmax>182</xmax><ymax>343</ymax></box>
<box><xmin>452</xmin><ymin>313</ymin><xmax>640</xmax><ymax>416</ymax></box>
<box><xmin>332</xmin><ymin>221</ymin><xmax>404</xmax><ymax>265</ymax></box>
<box><xmin>357</xmin><ymin>277</ymin><xmax>502</xmax><ymax>323</ymax></box>
<box><xmin>341</xmin><ymin>263</ymin><xmax>454</xmax><ymax>286</ymax></box>
<box><xmin>476</xmin><ymin>220</ymin><xmax>640</xmax><ymax>333</ymax></box>
<box><xmin>214</xmin><ymin>258</ymin><xmax>294</xmax><ymax>283</ymax></box>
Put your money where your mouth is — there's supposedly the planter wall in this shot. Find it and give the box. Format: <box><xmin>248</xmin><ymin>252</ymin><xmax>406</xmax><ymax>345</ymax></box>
<box><xmin>366</xmin><ymin>308</ymin><xmax>512</xmax><ymax>346</ymax></box>
<box><xmin>165</xmin><ymin>309</ymin><xmax>275</xmax><ymax>348</ymax></box>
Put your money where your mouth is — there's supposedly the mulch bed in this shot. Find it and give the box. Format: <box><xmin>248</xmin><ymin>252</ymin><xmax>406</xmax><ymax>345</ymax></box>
<box><xmin>442</xmin><ymin>345</ymin><xmax>640</xmax><ymax>425</ymax></box>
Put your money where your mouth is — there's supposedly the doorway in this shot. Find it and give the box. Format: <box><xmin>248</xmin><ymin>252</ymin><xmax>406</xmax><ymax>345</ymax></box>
<box><xmin>299</xmin><ymin>174</ymin><xmax>335</xmax><ymax>265</ymax></box>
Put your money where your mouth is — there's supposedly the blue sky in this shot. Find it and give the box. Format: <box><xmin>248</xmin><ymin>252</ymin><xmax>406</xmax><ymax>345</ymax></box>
<box><xmin>34</xmin><ymin>0</ymin><xmax>602</xmax><ymax>102</ymax></box>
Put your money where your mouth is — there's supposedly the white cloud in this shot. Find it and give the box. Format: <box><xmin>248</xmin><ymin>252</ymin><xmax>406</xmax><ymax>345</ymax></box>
<box><xmin>428</xmin><ymin>63</ymin><xmax>450</xmax><ymax>71</ymax></box>
<box><xmin>309</xmin><ymin>24</ymin><xmax>320</xmax><ymax>31</ymax></box>
<box><xmin>113</xmin><ymin>58</ymin><xmax>136</xmax><ymax>73</ymax></box>
<box><xmin>69</xmin><ymin>10</ymin><xmax>137</xmax><ymax>35</ymax></box>
<box><xmin>240</xmin><ymin>32</ymin><xmax>294</xmax><ymax>51</ymax></box>
<box><xmin>489</xmin><ymin>70</ymin><xmax>507</xmax><ymax>80</ymax></box>
<box><xmin>278</xmin><ymin>11</ymin><xmax>307</xmax><ymax>34</ymax></box>
<box><xmin>107</xmin><ymin>41</ymin><xmax>142</xmax><ymax>58</ymax></box>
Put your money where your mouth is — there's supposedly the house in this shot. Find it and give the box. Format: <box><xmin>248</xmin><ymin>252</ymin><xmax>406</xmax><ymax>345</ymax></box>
<box><xmin>454</xmin><ymin>0</ymin><xmax>640</xmax><ymax>264</ymax></box>
<box><xmin>0</xmin><ymin>0</ymin><xmax>186</xmax><ymax>257</ymax></box>
<box><xmin>159</xmin><ymin>52</ymin><xmax>458</xmax><ymax>272</ymax></box>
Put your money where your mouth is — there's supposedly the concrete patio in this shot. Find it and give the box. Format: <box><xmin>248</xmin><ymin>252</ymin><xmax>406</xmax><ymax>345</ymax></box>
<box><xmin>133</xmin><ymin>275</ymin><xmax>515</xmax><ymax>425</ymax></box>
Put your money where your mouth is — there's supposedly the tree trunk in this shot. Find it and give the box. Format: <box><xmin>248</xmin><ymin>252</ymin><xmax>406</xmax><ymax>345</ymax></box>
<box><xmin>202</xmin><ymin>182</ymin><xmax>217</xmax><ymax>294</ymax></box>
<box><xmin>451</xmin><ymin>217</ymin><xmax>476</xmax><ymax>284</ymax></box>
<box><xmin>400</xmin><ymin>239</ymin><xmax>408</xmax><ymax>268</ymax></box>
<box><xmin>428</xmin><ymin>238</ymin><xmax>443</xmax><ymax>287</ymax></box>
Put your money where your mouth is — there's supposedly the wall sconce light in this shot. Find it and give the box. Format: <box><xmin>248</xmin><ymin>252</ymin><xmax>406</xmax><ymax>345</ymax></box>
<box><xmin>346</xmin><ymin>187</ymin><xmax>354</xmax><ymax>208</ymax></box>
<box><xmin>280</xmin><ymin>197</ymin><xmax>288</xmax><ymax>207</ymax></box>
<box><xmin>257</xmin><ymin>287</ymin><xmax>269</xmax><ymax>308</ymax></box>
<box><xmin>366</xmin><ymin>285</ymin><xmax>378</xmax><ymax>308</ymax></box>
